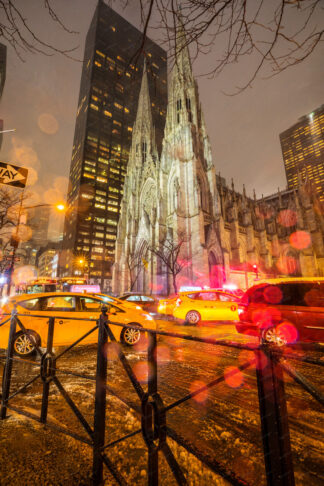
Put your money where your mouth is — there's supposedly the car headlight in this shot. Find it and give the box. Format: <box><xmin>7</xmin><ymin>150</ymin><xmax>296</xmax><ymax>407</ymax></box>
<box><xmin>143</xmin><ymin>313</ymin><xmax>153</xmax><ymax>320</ymax></box>
<box><xmin>136</xmin><ymin>306</ymin><xmax>142</xmax><ymax>310</ymax></box>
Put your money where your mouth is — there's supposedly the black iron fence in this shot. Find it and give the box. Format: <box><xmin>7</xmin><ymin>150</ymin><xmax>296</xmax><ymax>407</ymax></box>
<box><xmin>0</xmin><ymin>306</ymin><xmax>323</xmax><ymax>485</ymax></box>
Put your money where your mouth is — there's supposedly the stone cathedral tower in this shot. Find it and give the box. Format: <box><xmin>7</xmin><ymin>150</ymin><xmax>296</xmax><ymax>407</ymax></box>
<box><xmin>113</xmin><ymin>22</ymin><xmax>324</xmax><ymax>295</ymax></box>
<box><xmin>113</xmin><ymin>23</ymin><xmax>223</xmax><ymax>294</ymax></box>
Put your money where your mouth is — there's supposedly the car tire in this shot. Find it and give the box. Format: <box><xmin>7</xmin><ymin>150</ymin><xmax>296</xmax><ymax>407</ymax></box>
<box><xmin>13</xmin><ymin>331</ymin><xmax>40</xmax><ymax>357</ymax></box>
<box><xmin>262</xmin><ymin>327</ymin><xmax>287</xmax><ymax>347</ymax></box>
<box><xmin>185</xmin><ymin>310</ymin><xmax>201</xmax><ymax>325</ymax></box>
<box><xmin>121</xmin><ymin>323</ymin><xmax>143</xmax><ymax>346</ymax></box>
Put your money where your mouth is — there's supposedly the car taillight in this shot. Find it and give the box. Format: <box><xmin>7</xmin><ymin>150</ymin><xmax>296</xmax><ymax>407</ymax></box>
<box><xmin>176</xmin><ymin>298</ymin><xmax>182</xmax><ymax>306</ymax></box>
<box><xmin>238</xmin><ymin>304</ymin><xmax>247</xmax><ymax>321</ymax></box>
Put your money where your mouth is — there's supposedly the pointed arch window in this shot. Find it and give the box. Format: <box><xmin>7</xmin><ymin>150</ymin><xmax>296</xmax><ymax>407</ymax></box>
<box><xmin>142</xmin><ymin>141</ymin><xmax>147</xmax><ymax>161</ymax></box>
<box><xmin>176</xmin><ymin>98</ymin><xmax>182</xmax><ymax>124</ymax></box>
<box><xmin>186</xmin><ymin>97</ymin><xmax>192</xmax><ymax>122</ymax></box>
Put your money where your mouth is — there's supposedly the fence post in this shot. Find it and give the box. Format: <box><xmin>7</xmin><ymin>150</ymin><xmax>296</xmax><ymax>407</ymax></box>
<box><xmin>256</xmin><ymin>345</ymin><xmax>295</xmax><ymax>486</ymax></box>
<box><xmin>147</xmin><ymin>332</ymin><xmax>158</xmax><ymax>486</ymax></box>
<box><xmin>93</xmin><ymin>307</ymin><xmax>108</xmax><ymax>485</ymax></box>
<box><xmin>1</xmin><ymin>308</ymin><xmax>17</xmax><ymax>419</ymax></box>
<box><xmin>40</xmin><ymin>316</ymin><xmax>55</xmax><ymax>423</ymax></box>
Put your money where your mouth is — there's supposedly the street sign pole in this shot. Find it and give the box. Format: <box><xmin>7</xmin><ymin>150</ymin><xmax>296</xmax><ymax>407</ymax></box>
<box><xmin>0</xmin><ymin>161</ymin><xmax>28</xmax><ymax>295</ymax></box>
<box><xmin>7</xmin><ymin>189</ymin><xmax>25</xmax><ymax>295</ymax></box>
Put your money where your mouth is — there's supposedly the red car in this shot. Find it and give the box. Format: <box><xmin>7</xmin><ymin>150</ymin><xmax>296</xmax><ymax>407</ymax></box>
<box><xmin>236</xmin><ymin>278</ymin><xmax>324</xmax><ymax>345</ymax></box>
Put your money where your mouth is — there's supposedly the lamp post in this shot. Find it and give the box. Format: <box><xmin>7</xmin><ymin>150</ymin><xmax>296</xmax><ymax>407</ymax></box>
<box><xmin>76</xmin><ymin>257</ymin><xmax>90</xmax><ymax>284</ymax></box>
<box><xmin>6</xmin><ymin>202</ymin><xmax>66</xmax><ymax>294</ymax></box>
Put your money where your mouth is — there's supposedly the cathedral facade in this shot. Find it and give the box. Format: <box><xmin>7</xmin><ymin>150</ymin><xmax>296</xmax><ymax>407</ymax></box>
<box><xmin>112</xmin><ymin>26</ymin><xmax>324</xmax><ymax>295</ymax></box>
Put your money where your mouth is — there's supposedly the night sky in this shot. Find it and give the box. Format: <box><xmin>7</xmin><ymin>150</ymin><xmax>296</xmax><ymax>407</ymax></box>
<box><xmin>0</xmin><ymin>0</ymin><xmax>323</xmax><ymax>226</ymax></box>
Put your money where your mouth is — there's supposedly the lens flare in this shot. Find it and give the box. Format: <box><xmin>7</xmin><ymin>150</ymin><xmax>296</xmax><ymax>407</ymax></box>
<box><xmin>224</xmin><ymin>366</ymin><xmax>244</xmax><ymax>388</ymax></box>
<box><xmin>277</xmin><ymin>322</ymin><xmax>298</xmax><ymax>344</ymax></box>
<box><xmin>277</xmin><ymin>209</ymin><xmax>297</xmax><ymax>227</ymax></box>
<box><xmin>289</xmin><ymin>231</ymin><xmax>311</xmax><ymax>250</ymax></box>
<box><xmin>189</xmin><ymin>380</ymin><xmax>209</xmax><ymax>403</ymax></box>
<box><xmin>132</xmin><ymin>361</ymin><xmax>149</xmax><ymax>384</ymax></box>
<box><xmin>38</xmin><ymin>113</ymin><xmax>59</xmax><ymax>135</ymax></box>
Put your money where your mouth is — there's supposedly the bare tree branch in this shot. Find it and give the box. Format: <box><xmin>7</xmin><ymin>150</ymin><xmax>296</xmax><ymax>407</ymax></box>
<box><xmin>128</xmin><ymin>0</ymin><xmax>323</xmax><ymax>92</ymax></box>
<box><xmin>148</xmin><ymin>232</ymin><xmax>189</xmax><ymax>293</ymax></box>
<box><xmin>0</xmin><ymin>0</ymin><xmax>79</xmax><ymax>61</ymax></box>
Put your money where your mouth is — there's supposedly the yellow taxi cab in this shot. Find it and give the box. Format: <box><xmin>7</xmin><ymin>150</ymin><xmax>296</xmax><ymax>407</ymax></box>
<box><xmin>157</xmin><ymin>295</ymin><xmax>178</xmax><ymax>316</ymax></box>
<box><xmin>173</xmin><ymin>289</ymin><xmax>240</xmax><ymax>324</ymax></box>
<box><xmin>0</xmin><ymin>292</ymin><xmax>155</xmax><ymax>357</ymax></box>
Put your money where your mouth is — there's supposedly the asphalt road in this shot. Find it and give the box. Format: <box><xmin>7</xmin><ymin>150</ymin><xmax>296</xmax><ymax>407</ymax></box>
<box><xmin>0</xmin><ymin>318</ymin><xmax>323</xmax><ymax>485</ymax></box>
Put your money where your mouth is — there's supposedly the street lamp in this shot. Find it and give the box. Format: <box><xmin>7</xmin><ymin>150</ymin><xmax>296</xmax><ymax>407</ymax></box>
<box><xmin>6</xmin><ymin>202</ymin><xmax>66</xmax><ymax>294</ymax></box>
<box><xmin>75</xmin><ymin>256</ymin><xmax>90</xmax><ymax>283</ymax></box>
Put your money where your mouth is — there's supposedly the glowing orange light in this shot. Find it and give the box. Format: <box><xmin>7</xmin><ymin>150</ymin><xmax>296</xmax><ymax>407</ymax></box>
<box><xmin>56</xmin><ymin>203</ymin><xmax>66</xmax><ymax>212</ymax></box>
<box><xmin>224</xmin><ymin>366</ymin><xmax>244</xmax><ymax>388</ymax></box>
<box><xmin>277</xmin><ymin>209</ymin><xmax>297</xmax><ymax>228</ymax></box>
<box><xmin>277</xmin><ymin>322</ymin><xmax>298</xmax><ymax>344</ymax></box>
<box><xmin>132</xmin><ymin>361</ymin><xmax>149</xmax><ymax>384</ymax></box>
<box><xmin>189</xmin><ymin>380</ymin><xmax>209</xmax><ymax>403</ymax></box>
<box><xmin>289</xmin><ymin>231</ymin><xmax>311</xmax><ymax>250</ymax></box>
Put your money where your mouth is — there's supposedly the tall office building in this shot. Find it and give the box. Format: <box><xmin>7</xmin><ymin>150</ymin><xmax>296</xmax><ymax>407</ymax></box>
<box><xmin>280</xmin><ymin>105</ymin><xmax>324</xmax><ymax>202</ymax></box>
<box><xmin>62</xmin><ymin>1</ymin><xmax>167</xmax><ymax>291</ymax></box>
<box><xmin>0</xmin><ymin>42</ymin><xmax>7</xmax><ymax>150</ymax></box>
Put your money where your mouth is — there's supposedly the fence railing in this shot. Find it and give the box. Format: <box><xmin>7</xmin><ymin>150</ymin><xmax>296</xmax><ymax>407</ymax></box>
<box><xmin>0</xmin><ymin>306</ymin><xmax>323</xmax><ymax>485</ymax></box>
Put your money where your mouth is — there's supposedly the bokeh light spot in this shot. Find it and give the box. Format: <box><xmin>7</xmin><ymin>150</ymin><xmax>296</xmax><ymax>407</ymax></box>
<box><xmin>277</xmin><ymin>322</ymin><xmax>298</xmax><ymax>344</ymax></box>
<box><xmin>277</xmin><ymin>209</ymin><xmax>297</xmax><ymax>227</ymax></box>
<box><xmin>264</xmin><ymin>285</ymin><xmax>282</xmax><ymax>304</ymax></box>
<box><xmin>224</xmin><ymin>366</ymin><xmax>244</xmax><ymax>388</ymax></box>
<box><xmin>38</xmin><ymin>113</ymin><xmax>59</xmax><ymax>135</ymax></box>
<box><xmin>132</xmin><ymin>361</ymin><xmax>150</xmax><ymax>384</ymax></box>
<box><xmin>189</xmin><ymin>380</ymin><xmax>209</xmax><ymax>403</ymax></box>
<box><xmin>289</xmin><ymin>231</ymin><xmax>311</xmax><ymax>250</ymax></box>
<box><xmin>156</xmin><ymin>345</ymin><xmax>170</xmax><ymax>364</ymax></box>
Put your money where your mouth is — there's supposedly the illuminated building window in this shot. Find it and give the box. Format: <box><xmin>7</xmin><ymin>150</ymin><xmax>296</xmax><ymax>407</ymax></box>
<box><xmin>84</xmin><ymin>173</ymin><xmax>95</xmax><ymax>179</ymax></box>
<box><xmin>90</xmin><ymin>104</ymin><xmax>99</xmax><ymax>111</ymax></box>
<box><xmin>96</xmin><ymin>190</ymin><xmax>106</xmax><ymax>196</ymax></box>
<box><xmin>106</xmin><ymin>234</ymin><xmax>116</xmax><ymax>240</ymax></box>
<box><xmin>94</xmin><ymin>217</ymin><xmax>105</xmax><ymax>223</ymax></box>
<box><xmin>95</xmin><ymin>203</ymin><xmax>105</xmax><ymax>209</ymax></box>
<box><xmin>126</xmin><ymin>72</ymin><xmax>131</xmax><ymax>77</ymax></box>
<box><xmin>114</xmin><ymin>102</ymin><xmax>123</xmax><ymax>110</ymax></box>
<box><xmin>81</xmin><ymin>193</ymin><xmax>93</xmax><ymax>199</ymax></box>
<box><xmin>128</xmin><ymin>126</ymin><xmax>132</xmax><ymax>132</ymax></box>
<box><xmin>97</xmin><ymin>177</ymin><xmax>107</xmax><ymax>183</ymax></box>
<box><xmin>111</xmin><ymin>26</ymin><xmax>116</xmax><ymax>32</ymax></box>
<box><xmin>113</xmin><ymin>120</ymin><xmax>122</xmax><ymax>126</ymax></box>
<box><xmin>96</xmin><ymin>50</ymin><xmax>105</xmax><ymax>58</ymax></box>
<box><xmin>104</xmin><ymin>110</ymin><xmax>112</xmax><ymax>117</ymax></box>
<box><xmin>93</xmin><ymin>247</ymin><xmax>104</xmax><ymax>253</ymax></box>
<box><xmin>94</xmin><ymin>61</ymin><xmax>102</xmax><ymax>67</ymax></box>
<box><xmin>108</xmin><ymin>206</ymin><xmax>118</xmax><ymax>212</ymax></box>
<box><xmin>95</xmin><ymin>233</ymin><xmax>104</xmax><ymax>238</ymax></box>
<box><xmin>124</xmin><ymin>107</ymin><xmax>129</xmax><ymax>113</ymax></box>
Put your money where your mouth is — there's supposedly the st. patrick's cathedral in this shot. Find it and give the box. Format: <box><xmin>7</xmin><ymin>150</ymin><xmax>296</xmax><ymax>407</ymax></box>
<box><xmin>112</xmin><ymin>25</ymin><xmax>324</xmax><ymax>295</ymax></box>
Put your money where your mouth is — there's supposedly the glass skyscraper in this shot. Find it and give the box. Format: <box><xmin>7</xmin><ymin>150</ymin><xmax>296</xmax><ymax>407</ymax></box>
<box><xmin>280</xmin><ymin>105</ymin><xmax>324</xmax><ymax>202</ymax></box>
<box><xmin>62</xmin><ymin>1</ymin><xmax>167</xmax><ymax>291</ymax></box>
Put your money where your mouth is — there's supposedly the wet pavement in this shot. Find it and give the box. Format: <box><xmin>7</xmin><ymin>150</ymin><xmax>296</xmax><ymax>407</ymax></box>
<box><xmin>0</xmin><ymin>318</ymin><xmax>323</xmax><ymax>485</ymax></box>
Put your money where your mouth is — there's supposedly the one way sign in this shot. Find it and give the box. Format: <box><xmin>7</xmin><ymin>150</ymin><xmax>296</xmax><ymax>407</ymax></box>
<box><xmin>0</xmin><ymin>161</ymin><xmax>28</xmax><ymax>188</ymax></box>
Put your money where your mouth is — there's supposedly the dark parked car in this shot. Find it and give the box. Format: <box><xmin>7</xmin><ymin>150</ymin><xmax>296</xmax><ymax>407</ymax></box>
<box><xmin>236</xmin><ymin>278</ymin><xmax>324</xmax><ymax>345</ymax></box>
<box><xmin>118</xmin><ymin>293</ymin><xmax>158</xmax><ymax>315</ymax></box>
